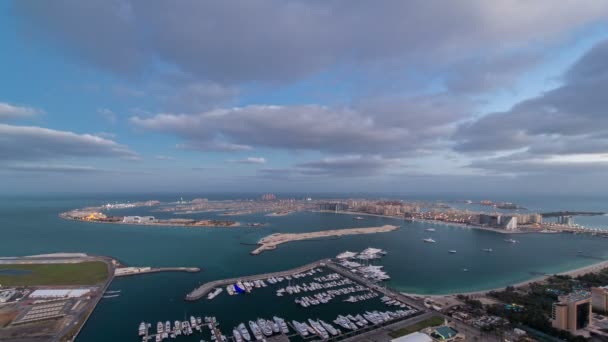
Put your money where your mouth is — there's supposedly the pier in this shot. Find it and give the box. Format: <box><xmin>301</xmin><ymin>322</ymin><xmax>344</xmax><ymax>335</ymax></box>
<box><xmin>250</xmin><ymin>225</ymin><xmax>399</xmax><ymax>255</ymax></box>
<box><xmin>185</xmin><ymin>260</ymin><xmax>331</xmax><ymax>301</ymax></box>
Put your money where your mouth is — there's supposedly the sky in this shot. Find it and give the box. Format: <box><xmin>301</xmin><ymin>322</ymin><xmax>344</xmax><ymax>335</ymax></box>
<box><xmin>2</xmin><ymin>1</ymin><xmax>608</xmax><ymax>195</ymax></box>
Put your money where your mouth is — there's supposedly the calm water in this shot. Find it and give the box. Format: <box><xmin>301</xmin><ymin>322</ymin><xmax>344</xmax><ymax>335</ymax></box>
<box><xmin>0</xmin><ymin>193</ymin><xmax>607</xmax><ymax>341</ymax></box>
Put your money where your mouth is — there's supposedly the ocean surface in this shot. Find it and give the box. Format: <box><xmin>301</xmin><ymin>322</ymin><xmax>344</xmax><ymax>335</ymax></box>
<box><xmin>1</xmin><ymin>193</ymin><xmax>607</xmax><ymax>341</ymax></box>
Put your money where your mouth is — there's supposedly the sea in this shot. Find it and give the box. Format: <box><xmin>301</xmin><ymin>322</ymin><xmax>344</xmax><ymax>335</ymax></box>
<box><xmin>0</xmin><ymin>192</ymin><xmax>607</xmax><ymax>341</ymax></box>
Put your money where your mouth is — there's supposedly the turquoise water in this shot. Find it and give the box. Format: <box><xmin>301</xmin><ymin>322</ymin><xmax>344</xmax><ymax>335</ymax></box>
<box><xmin>0</xmin><ymin>194</ymin><xmax>607</xmax><ymax>341</ymax></box>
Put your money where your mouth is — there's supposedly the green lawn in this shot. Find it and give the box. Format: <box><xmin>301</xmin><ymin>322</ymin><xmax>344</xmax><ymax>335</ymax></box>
<box><xmin>0</xmin><ymin>261</ymin><xmax>109</xmax><ymax>286</ymax></box>
<box><xmin>389</xmin><ymin>315</ymin><xmax>445</xmax><ymax>338</ymax></box>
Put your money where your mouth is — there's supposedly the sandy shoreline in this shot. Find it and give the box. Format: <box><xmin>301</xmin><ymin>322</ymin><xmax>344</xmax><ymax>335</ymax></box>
<box><xmin>402</xmin><ymin>259</ymin><xmax>608</xmax><ymax>298</ymax></box>
<box><xmin>251</xmin><ymin>224</ymin><xmax>400</xmax><ymax>255</ymax></box>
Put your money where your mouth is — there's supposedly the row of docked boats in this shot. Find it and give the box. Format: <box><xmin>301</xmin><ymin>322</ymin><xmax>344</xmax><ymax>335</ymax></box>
<box><xmin>292</xmin><ymin>319</ymin><xmax>338</xmax><ymax>339</ymax></box>
<box><xmin>295</xmin><ymin>285</ymin><xmax>369</xmax><ymax>307</ymax></box>
<box><xmin>380</xmin><ymin>295</ymin><xmax>410</xmax><ymax>308</ymax></box>
<box><xmin>232</xmin><ymin>316</ymin><xmax>289</xmax><ymax>341</ymax></box>
<box><xmin>139</xmin><ymin>316</ymin><xmax>227</xmax><ymax>342</ymax></box>
<box><xmin>139</xmin><ymin>316</ymin><xmax>200</xmax><ymax>341</ymax></box>
<box><xmin>276</xmin><ymin>277</ymin><xmax>353</xmax><ymax>296</ymax></box>
<box><xmin>223</xmin><ymin>267</ymin><xmax>326</xmax><ymax>297</ymax></box>
<box><xmin>226</xmin><ymin>279</ymin><xmax>267</xmax><ymax>295</ymax></box>
<box><xmin>292</xmin><ymin>309</ymin><xmax>416</xmax><ymax>339</ymax></box>
<box><xmin>343</xmin><ymin>291</ymin><xmax>379</xmax><ymax>303</ymax></box>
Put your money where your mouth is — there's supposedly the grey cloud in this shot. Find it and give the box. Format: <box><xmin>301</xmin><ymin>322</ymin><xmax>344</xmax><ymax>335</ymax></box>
<box><xmin>0</xmin><ymin>124</ymin><xmax>139</xmax><ymax>162</ymax></box>
<box><xmin>256</xmin><ymin>155</ymin><xmax>400</xmax><ymax>179</ymax></box>
<box><xmin>13</xmin><ymin>1</ymin><xmax>608</xmax><ymax>84</ymax></box>
<box><xmin>132</xmin><ymin>95</ymin><xmax>468</xmax><ymax>156</ymax></box>
<box><xmin>0</xmin><ymin>102</ymin><xmax>40</xmax><ymax>120</ymax></box>
<box><xmin>445</xmin><ymin>51</ymin><xmax>543</xmax><ymax>94</ymax></box>
<box><xmin>296</xmin><ymin>156</ymin><xmax>400</xmax><ymax>177</ymax></box>
<box><xmin>455</xmin><ymin>39</ymin><xmax>608</xmax><ymax>157</ymax></box>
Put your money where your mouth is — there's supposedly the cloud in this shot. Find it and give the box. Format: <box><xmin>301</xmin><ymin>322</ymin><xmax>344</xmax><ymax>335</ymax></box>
<box><xmin>132</xmin><ymin>95</ymin><xmax>468</xmax><ymax>156</ymax></box>
<box><xmin>226</xmin><ymin>157</ymin><xmax>267</xmax><ymax>165</ymax></box>
<box><xmin>455</xmin><ymin>39</ymin><xmax>608</xmax><ymax>156</ymax></box>
<box><xmin>5</xmin><ymin>163</ymin><xmax>103</xmax><ymax>173</ymax></box>
<box><xmin>468</xmin><ymin>154</ymin><xmax>608</xmax><ymax>175</ymax></box>
<box><xmin>13</xmin><ymin>1</ymin><xmax>608</xmax><ymax>84</ymax></box>
<box><xmin>257</xmin><ymin>155</ymin><xmax>400</xmax><ymax>179</ymax></box>
<box><xmin>0</xmin><ymin>102</ymin><xmax>40</xmax><ymax>120</ymax></box>
<box><xmin>97</xmin><ymin>108</ymin><xmax>118</xmax><ymax>123</ymax></box>
<box><xmin>296</xmin><ymin>155</ymin><xmax>401</xmax><ymax>177</ymax></box>
<box><xmin>0</xmin><ymin>123</ymin><xmax>139</xmax><ymax>162</ymax></box>
<box><xmin>154</xmin><ymin>155</ymin><xmax>175</xmax><ymax>161</ymax></box>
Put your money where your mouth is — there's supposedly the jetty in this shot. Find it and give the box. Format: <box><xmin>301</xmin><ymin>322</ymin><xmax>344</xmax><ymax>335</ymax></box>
<box><xmin>185</xmin><ymin>259</ymin><xmax>330</xmax><ymax>301</ymax></box>
<box><xmin>250</xmin><ymin>225</ymin><xmax>399</xmax><ymax>255</ymax></box>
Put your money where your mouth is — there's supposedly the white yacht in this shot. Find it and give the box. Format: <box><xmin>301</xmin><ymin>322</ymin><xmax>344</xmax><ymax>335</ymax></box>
<box><xmin>423</xmin><ymin>238</ymin><xmax>436</xmax><ymax>243</ymax></box>
<box><xmin>138</xmin><ymin>322</ymin><xmax>146</xmax><ymax>336</ymax></box>
<box><xmin>238</xmin><ymin>323</ymin><xmax>251</xmax><ymax>341</ymax></box>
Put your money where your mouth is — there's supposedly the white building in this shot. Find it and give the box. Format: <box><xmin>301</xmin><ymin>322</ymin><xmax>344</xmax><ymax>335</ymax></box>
<box><xmin>391</xmin><ymin>332</ymin><xmax>433</xmax><ymax>342</ymax></box>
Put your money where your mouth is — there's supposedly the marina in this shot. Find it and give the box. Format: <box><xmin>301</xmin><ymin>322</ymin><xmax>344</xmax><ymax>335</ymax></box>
<box><xmin>180</xmin><ymin>249</ymin><xmax>425</xmax><ymax>341</ymax></box>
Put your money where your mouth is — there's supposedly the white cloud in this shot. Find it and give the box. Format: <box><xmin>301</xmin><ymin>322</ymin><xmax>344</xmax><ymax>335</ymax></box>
<box><xmin>226</xmin><ymin>157</ymin><xmax>267</xmax><ymax>165</ymax></box>
<box><xmin>0</xmin><ymin>102</ymin><xmax>40</xmax><ymax>120</ymax></box>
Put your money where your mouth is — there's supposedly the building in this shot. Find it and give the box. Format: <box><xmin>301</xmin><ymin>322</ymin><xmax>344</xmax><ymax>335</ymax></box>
<box><xmin>500</xmin><ymin>216</ymin><xmax>518</xmax><ymax>230</ymax></box>
<box><xmin>559</xmin><ymin>215</ymin><xmax>574</xmax><ymax>226</ymax></box>
<box><xmin>551</xmin><ymin>291</ymin><xmax>592</xmax><ymax>333</ymax></box>
<box><xmin>430</xmin><ymin>326</ymin><xmax>459</xmax><ymax>340</ymax></box>
<box><xmin>592</xmin><ymin>286</ymin><xmax>608</xmax><ymax>313</ymax></box>
<box><xmin>122</xmin><ymin>216</ymin><xmax>155</xmax><ymax>223</ymax></box>
<box><xmin>318</xmin><ymin>202</ymin><xmax>348</xmax><ymax>212</ymax></box>
<box><xmin>391</xmin><ymin>332</ymin><xmax>433</xmax><ymax>342</ymax></box>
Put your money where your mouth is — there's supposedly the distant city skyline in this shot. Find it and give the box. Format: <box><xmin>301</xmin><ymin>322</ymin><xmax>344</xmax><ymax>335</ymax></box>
<box><xmin>2</xmin><ymin>1</ymin><xmax>608</xmax><ymax>194</ymax></box>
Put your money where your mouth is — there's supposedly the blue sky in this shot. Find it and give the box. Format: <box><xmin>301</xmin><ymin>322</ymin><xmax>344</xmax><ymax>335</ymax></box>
<box><xmin>2</xmin><ymin>1</ymin><xmax>608</xmax><ymax>194</ymax></box>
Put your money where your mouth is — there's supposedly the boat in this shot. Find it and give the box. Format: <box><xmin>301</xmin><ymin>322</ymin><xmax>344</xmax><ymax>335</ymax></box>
<box><xmin>308</xmin><ymin>319</ymin><xmax>329</xmax><ymax>339</ymax></box>
<box><xmin>425</xmin><ymin>228</ymin><xmax>436</xmax><ymax>232</ymax></box>
<box><xmin>320</xmin><ymin>320</ymin><xmax>339</xmax><ymax>336</ymax></box>
<box><xmin>155</xmin><ymin>335</ymin><xmax>161</xmax><ymax>342</ymax></box>
<box><xmin>482</xmin><ymin>248</ymin><xmax>493</xmax><ymax>252</ymax></box>
<box><xmin>165</xmin><ymin>321</ymin><xmax>171</xmax><ymax>333</ymax></box>
<box><xmin>233</xmin><ymin>328</ymin><xmax>243</xmax><ymax>342</ymax></box>
<box><xmin>256</xmin><ymin>318</ymin><xmax>272</xmax><ymax>336</ymax></box>
<box><xmin>208</xmin><ymin>288</ymin><xmax>223</xmax><ymax>300</ymax></box>
<box><xmin>334</xmin><ymin>316</ymin><xmax>355</xmax><ymax>330</ymax></box>
<box><xmin>504</xmin><ymin>239</ymin><xmax>518</xmax><ymax>243</ymax></box>
<box><xmin>157</xmin><ymin>322</ymin><xmax>164</xmax><ymax>334</ymax></box>
<box><xmin>463</xmin><ymin>268</ymin><xmax>469</xmax><ymax>272</ymax></box>
<box><xmin>273</xmin><ymin>316</ymin><xmax>289</xmax><ymax>334</ymax></box>
<box><xmin>292</xmin><ymin>321</ymin><xmax>309</xmax><ymax>337</ymax></box>
<box><xmin>423</xmin><ymin>238</ymin><xmax>436</xmax><ymax>243</ymax></box>
<box><xmin>238</xmin><ymin>323</ymin><xmax>251</xmax><ymax>341</ymax></box>
<box><xmin>248</xmin><ymin>321</ymin><xmax>263</xmax><ymax>341</ymax></box>
<box><xmin>139</xmin><ymin>322</ymin><xmax>147</xmax><ymax>336</ymax></box>
<box><xmin>448</xmin><ymin>250</ymin><xmax>457</xmax><ymax>254</ymax></box>
<box><xmin>174</xmin><ymin>321</ymin><xmax>182</xmax><ymax>335</ymax></box>
<box><xmin>353</xmin><ymin>216</ymin><xmax>364</xmax><ymax>220</ymax></box>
